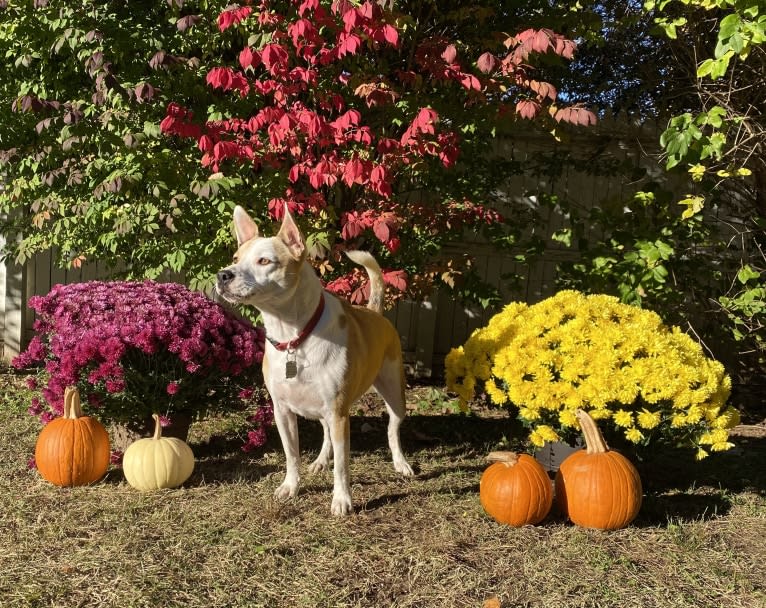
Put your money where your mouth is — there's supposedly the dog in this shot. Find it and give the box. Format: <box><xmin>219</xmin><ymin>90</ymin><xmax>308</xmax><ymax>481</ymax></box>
<box><xmin>216</xmin><ymin>205</ymin><xmax>414</xmax><ymax>515</ymax></box>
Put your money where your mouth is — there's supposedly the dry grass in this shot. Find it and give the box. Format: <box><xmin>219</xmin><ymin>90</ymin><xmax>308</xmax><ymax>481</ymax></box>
<box><xmin>1</xmin><ymin>370</ymin><xmax>764</xmax><ymax>608</ymax></box>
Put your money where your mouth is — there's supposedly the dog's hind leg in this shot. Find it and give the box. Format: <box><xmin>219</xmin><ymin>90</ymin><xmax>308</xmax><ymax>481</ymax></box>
<box><xmin>308</xmin><ymin>419</ymin><xmax>333</xmax><ymax>474</ymax></box>
<box><xmin>373</xmin><ymin>357</ymin><xmax>415</xmax><ymax>477</ymax></box>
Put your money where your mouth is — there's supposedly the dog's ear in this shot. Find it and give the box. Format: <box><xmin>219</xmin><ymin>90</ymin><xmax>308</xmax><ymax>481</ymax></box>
<box><xmin>233</xmin><ymin>206</ymin><xmax>259</xmax><ymax>246</ymax></box>
<box><xmin>277</xmin><ymin>203</ymin><xmax>305</xmax><ymax>260</ymax></box>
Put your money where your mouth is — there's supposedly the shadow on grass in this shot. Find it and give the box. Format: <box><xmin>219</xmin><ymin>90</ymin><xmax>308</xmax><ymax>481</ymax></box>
<box><xmin>182</xmin><ymin>410</ymin><xmax>764</xmax><ymax>524</ymax></box>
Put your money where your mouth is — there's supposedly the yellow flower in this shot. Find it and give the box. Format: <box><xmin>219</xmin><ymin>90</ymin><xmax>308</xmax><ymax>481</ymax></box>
<box><xmin>699</xmin><ymin>429</ymin><xmax>730</xmax><ymax>445</ymax></box>
<box><xmin>530</xmin><ymin>425</ymin><xmax>560</xmax><ymax>447</ymax></box>
<box><xmin>711</xmin><ymin>406</ymin><xmax>740</xmax><ymax>429</ymax></box>
<box><xmin>684</xmin><ymin>405</ymin><xmax>704</xmax><ymax>424</ymax></box>
<box><xmin>518</xmin><ymin>407</ymin><xmax>541</xmax><ymax>422</ymax></box>
<box><xmin>613</xmin><ymin>410</ymin><xmax>633</xmax><ymax>428</ymax></box>
<box><xmin>536</xmin><ymin>425</ymin><xmax>560</xmax><ymax>442</ymax></box>
<box><xmin>711</xmin><ymin>441</ymin><xmax>734</xmax><ymax>452</ymax></box>
<box><xmin>625</xmin><ymin>427</ymin><xmax>644</xmax><ymax>443</ymax></box>
<box><xmin>637</xmin><ymin>409</ymin><xmax>661</xmax><ymax>429</ymax></box>
<box><xmin>589</xmin><ymin>408</ymin><xmax>612</xmax><ymax>421</ymax></box>
<box><xmin>484</xmin><ymin>380</ymin><xmax>507</xmax><ymax>406</ymax></box>
<box><xmin>558</xmin><ymin>409</ymin><xmax>579</xmax><ymax>428</ymax></box>
<box><xmin>529</xmin><ymin>429</ymin><xmax>546</xmax><ymax>448</ymax></box>
<box><xmin>695</xmin><ymin>447</ymin><xmax>709</xmax><ymax>461</ymax></box>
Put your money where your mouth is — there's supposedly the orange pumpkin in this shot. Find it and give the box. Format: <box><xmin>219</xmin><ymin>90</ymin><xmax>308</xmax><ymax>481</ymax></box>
<box><xmin>555</xmin><ymin>410</ymin><xmax>642</xmax><ymax>530</ymax></box>
<box><xmin>35</xmin><ymin>386</ymin><xmax>111</xmax><ymax>486</ymax></box>
<box><xmin>480</xmin><ymin>451</ymin><xmax>553</xmax><ymax>526</ymax></box>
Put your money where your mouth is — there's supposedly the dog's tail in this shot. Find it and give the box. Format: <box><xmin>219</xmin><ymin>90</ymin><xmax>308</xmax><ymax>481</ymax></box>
<box><xmin>345</xmin><ymin>250</ymin><xmax>385</xmax><ymax>313</ymax></box>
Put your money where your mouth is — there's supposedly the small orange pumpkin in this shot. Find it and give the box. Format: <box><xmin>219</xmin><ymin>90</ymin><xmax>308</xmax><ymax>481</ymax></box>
<box><xmin>35</xmin><ymin>386</ymin><xmax>111</xmax><ymax>486</ymax></box>
<box><xmin>480</xmin><ymin>451</ymin><xmax>553</xmax><ymax>526</ymax></box>
<box><xmin>555</xmin><ymin>410</ymin><xmax>642</xmax><ymax>530</ymax></box>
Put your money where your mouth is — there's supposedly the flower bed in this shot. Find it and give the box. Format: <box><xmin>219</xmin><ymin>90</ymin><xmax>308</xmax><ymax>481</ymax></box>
<box><xmin>446</xmin><ymin>290</ymin><xmax>739</xmax><ymax>459</ymax></box>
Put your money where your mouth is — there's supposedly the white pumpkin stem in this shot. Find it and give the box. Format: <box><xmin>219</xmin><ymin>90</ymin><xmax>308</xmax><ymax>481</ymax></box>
<box><xmin>486</xmin><ymin>451</ymin><xmax>520</xmax><ymax>467</ymax></box>
<box><xmin>63</xmin><ymin>386</ymin><xmax>83</xmax><ymax>419</ymax></box>
<box><xmin>151</xmin><ymin>414</ymin><xmax>164</xmax><ymax>441</ymax></box>
<box><xmin>576</xmin><ymin>409</ymin><xmax>609</xmax><ymax>454</ymax></box>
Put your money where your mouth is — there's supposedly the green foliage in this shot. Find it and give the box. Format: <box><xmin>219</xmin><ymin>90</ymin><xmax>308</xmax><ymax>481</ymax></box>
<box><xmin>0</xmin><ymin>1</ymin><xmax>239</xmax><ymax>289</ymax></box>
<box><xmin>718</xmin><ymin>260</ymin><xmax>766</xmax><ymax>360</ymax></box>
<box><xmin>639</xmin><ymin>0</ymin><xmax>766</xmax><ymax>367</ymax></box>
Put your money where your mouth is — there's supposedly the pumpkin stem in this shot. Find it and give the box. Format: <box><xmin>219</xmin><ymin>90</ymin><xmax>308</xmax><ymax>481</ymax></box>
<box><xmin>576</xmin><ymin>409</ymin><xmax>610</xmax><ymax>454</ymax></box>
<box><xmin>63</xmin><ymin>386</ymin><xmax>83</xmax><ymax>419</ymax></box>
<box><xmin>151</xmin><ymin>414</ymin><xmax>164</xmax><ymax>441</ymax></box>
<box><xmin>486</xmin><ymin>451</ymin><xmax>520</xmax><ymax>467</ymax></box>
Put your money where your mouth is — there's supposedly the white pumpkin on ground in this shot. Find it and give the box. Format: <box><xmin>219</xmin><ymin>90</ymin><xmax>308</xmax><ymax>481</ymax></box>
<box><xmin>123</xmin><ymin>414</ymin><xmax>195</xmax><ymax>490</ymax></box>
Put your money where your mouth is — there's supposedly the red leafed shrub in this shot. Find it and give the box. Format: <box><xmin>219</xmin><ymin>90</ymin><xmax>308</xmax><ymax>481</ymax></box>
<box><xmin>159</xmin><ymin>1</ymin><xmax>597</xmax><ymax>306</ymax></box>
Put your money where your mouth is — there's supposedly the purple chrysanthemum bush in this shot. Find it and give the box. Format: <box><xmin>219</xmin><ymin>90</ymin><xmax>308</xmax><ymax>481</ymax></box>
<box><xmin>14</xmin><ymin>280</ymin><xmax>272</xmax><ymax>452</ymax></box>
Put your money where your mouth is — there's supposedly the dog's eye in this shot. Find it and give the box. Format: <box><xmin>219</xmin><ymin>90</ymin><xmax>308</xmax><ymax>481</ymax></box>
<box><xmin>257</xmin><ymin>257</ymin><xmax>271</xmax><ymax>266</ymax></box>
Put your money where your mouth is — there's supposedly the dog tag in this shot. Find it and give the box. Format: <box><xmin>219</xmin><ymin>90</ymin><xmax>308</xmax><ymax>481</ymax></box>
<box><xmin>285</xmin><ymin>349</ymin><xmax>298</xmax><ymax>379</ymax></box>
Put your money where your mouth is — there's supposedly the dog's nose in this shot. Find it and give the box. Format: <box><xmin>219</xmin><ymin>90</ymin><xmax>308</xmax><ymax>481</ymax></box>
<box><xmin>217</xmin><ymin>269</ymin><xmax>235</xmax><ymax>285</ymax></box>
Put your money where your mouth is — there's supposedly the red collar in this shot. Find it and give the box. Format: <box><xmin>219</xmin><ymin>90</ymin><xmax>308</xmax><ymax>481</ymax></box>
<box><xmin>266</xmin><ymin>292</ymin><xmax>326</xmax><ymax>352</ymax></box>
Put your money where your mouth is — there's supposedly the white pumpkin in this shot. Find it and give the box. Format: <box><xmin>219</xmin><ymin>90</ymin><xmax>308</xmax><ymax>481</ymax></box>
<box><xmin>123</xmin><ymin>414</ymin><xmax>195</xmax><ymax>491</ymax></box>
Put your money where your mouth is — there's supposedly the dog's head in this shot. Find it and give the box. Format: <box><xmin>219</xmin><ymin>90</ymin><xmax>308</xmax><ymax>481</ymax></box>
<box><xmin>216</xmin><ymin>205</ymin><xmax>306</xmax><ymax>307</ymax></box>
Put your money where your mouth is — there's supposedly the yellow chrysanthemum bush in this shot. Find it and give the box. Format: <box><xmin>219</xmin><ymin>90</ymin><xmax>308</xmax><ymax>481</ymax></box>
<box><xmin>446</xmin><ymin>290</ymin><xmax>739</xmax><ymax>459</ymax></box>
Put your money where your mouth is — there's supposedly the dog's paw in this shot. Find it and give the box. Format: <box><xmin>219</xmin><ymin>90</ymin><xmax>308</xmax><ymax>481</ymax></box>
<box><xmin>274</xmin><ymin>481</ymin><xmax>299</xmax><ymax>501</ymax></box>
<box><xmin>308</xmin><ymin>457</ymin><xmax>330</xmax><ymax>475</ymax></box>
<box><xmin>394</xmin><ymin>458</ymin><xmax>415</xmax><ymax>477</ymax></box>
<box><xmin>331</xmin><ymin>493</ymin><xmax>354</xmax><ymax>516</ymax></box>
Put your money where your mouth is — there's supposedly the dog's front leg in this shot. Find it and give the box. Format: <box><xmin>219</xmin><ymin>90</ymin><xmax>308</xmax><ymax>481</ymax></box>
<box><xmin>273</xmin><ymin>401</ymin><xmax>301</xmax><ymax>500</ymax></box>
<box><xmin>329</xmin><ymin>412</ymin><xmax>353</xmax><ymax>516</ymax></box>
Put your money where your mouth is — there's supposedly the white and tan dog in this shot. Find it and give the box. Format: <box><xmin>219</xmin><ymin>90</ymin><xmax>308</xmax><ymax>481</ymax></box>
<box><xmin>216</xmin><ymin>206</ymin><xmax>414</xmax><ymax>515</ymax></box>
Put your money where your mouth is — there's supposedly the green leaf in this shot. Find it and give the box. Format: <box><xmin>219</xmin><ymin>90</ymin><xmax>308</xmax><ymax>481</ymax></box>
<box><xmin>737</xmin><ymin>265</ymin><xmax>760</xmax><ymax>284</ymax></box>
<box><xmin>718</xmin><ymin>13</ymin><xmax>741</xmax><ymax>40</ymax></box>
<box><xmin>551</xmin><ymin>228</ymin><xmax>572</xmax><ymax>247</ymax></box>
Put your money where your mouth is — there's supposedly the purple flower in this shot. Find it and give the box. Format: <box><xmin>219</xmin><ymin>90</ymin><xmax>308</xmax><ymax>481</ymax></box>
<box><xmin>15</xmin><ymin>280</ymin><xmax>267</xmax><ymax>430</ymax></box>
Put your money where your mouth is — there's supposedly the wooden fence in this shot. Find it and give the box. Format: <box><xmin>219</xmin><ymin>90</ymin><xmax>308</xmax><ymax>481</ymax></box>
<box><xmin>1</xmin><ymin>121</ymin><xmax>670</xmax><ymax>377</ymax></box>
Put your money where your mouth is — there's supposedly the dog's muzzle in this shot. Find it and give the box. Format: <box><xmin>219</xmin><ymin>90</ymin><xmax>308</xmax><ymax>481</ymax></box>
<box><xmin>217</xmin><ymin>269</ymin><xmax>235</xmax><ymax>286</ymax></box>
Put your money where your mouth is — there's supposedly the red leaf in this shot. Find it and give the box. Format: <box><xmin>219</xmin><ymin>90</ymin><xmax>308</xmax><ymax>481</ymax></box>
<box><xmin>476</xmin><ymin>52</ymin><xmax>497</xmax><ymax>74</ymax></box>
<box><xmin>217</xmin><ymin>7</ymin><xmax>252</xmax><ymax>32</ymax></box>
<box><xmin>298</xmin><ymin>0</ymin><xmax>319</xmax><ymax>16</ymax></box>
<box><xmin>262</xmin><ymin>43</ymin><xmax>289</xmax><ymax>74</ymax></box>
<box><xmin>459</xmin><ymin>73</ymin><xmax>481</xmax><ymax>91</ymax></box>
<box><xmin>239</xmin><ymin>47</ymin><xmax>261</xmax><ymax>70</ymax></box>
<box><xmin>555</xmin><ymin>106</ymin><xmax>597</xmax><ymax>126</ymax></box>
<box><xmin>337</xmin><ymin>32</ymin><xmax>362</xmax><ymax>57</ymax></box>
<box><xmin>341</xmin><ymin>212</ymin><xmax>365</xmax><ymax>240</ymax></box>
<box><xmin>373</xmin><ymin>221</ymin><xmax>390</xmax><ymax>243</ymax></box>
<box><xmin>383</xmin><ymin>269</ymin><xmax>407</xmax><ymax>291</ymax></box>
<box><xmin>532</xmin><ymin>29</ymin><xmax>552</xmax><ymax>53</ymax></box>
<box><xmin>441</xmin><ymin>44</ymin><xmax>457</xmax><ymax>64</ymax></box>
<box><xmin>342</xmin><ymin>7</ymin><xmax>362</xmax><ymax>31</ymax></box>
<box><xmin>528</xmin><ymin>80</ymin><xmax>557</xmax><ymax>101</ymax></box>
<box><xmin>515</xmin><ymin>99</ymin><xmax>540</xmax><ymax>120</ymax></box>
<box><xmin>555</xmin><ymin>38</ymin><xmax>577</xmax><ymax>60</ymax></box>
<box><xmin>413</xmin><ymin>107</ymin><xmax>438</xmax><ymax>135</ymax></box>
<box><xmin>342</xmin><ymin>157</ymin><xmax>367</xmax><ymax>186</ymax></box>
<box><xmin>206</xmin><ymin>67</ymin><xmax>231</xmax><ymax>90</ymax></box>
<box><xmin>382</xmin><ymin>24</ymin><xmax>399</xmax><ymax>47</ymax></box>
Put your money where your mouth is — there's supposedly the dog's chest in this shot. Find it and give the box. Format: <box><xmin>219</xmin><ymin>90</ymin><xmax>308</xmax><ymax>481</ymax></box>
<box><xmin>265</xmin><ymin>343</ymin><xmax>346</xmax><ymax>419</ymax></box>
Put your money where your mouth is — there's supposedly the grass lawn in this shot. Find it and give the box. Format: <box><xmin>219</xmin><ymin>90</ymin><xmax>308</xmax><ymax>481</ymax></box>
<box><xmin>1</xmin><ymin>367</ymin><xmax>764</xmax><ymax>608</ymax></box>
